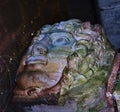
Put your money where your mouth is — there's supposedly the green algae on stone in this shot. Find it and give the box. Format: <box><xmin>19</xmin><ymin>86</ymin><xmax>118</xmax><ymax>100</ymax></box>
<box><xmin>14</xmin><ymin>19</ymin><xmax>115</xmax><ymax>111</ymax></box>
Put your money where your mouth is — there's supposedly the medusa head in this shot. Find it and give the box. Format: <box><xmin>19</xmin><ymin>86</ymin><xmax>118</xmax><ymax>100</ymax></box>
<box><xmin>13</xmin><ymin>19</ymin><xmax>115</xmax><ymax>111</ymax></box>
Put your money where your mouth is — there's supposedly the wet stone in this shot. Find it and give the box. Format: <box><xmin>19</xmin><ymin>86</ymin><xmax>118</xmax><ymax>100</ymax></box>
<box><xmin>97</xmin><ymin>0</ymin><xmax>120</xmax><ymax>49</ymax></box>
<box><xmin>13</xmin><ymin>19</ymin><xmax>115</xmax><ymax>111</ymax></box>
<box><xmin>97</xmin><ymin>0</ymin><xmax>120</xmax><ymax>111</ymax></box>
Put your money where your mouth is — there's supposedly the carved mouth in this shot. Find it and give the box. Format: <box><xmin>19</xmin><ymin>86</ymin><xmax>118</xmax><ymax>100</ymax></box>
<box><xmin>13</xmin><ymin>49</ymin><xmax>68</xmax><ymax>104</ymax></box>
<box><xmin>13</xmin><ymin>80</ymin><xmax>61</xmax><ymax>105</ymax></box>
<box><xmin>13</xmin><ymin>66</ymin><xmax>68</xmax><ymax>104</ymax></box>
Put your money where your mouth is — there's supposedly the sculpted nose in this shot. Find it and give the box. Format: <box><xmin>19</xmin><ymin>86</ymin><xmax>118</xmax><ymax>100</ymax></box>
<box><xmin>26</xmin><ymin>55</ymin><xmax>48</xmax><ymax>65</ymax></box>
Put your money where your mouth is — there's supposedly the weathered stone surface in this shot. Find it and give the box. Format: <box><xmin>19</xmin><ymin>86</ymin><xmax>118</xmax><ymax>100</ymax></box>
<box><xmin>97</xmin><ymin>0</ymin><xmax>120</xmax><ymax>111</ymax></box>
<box><xmin>100</xmin><ymin>7</ymin><xmax>120</xmax><ymax>48</ymax></box>
<box><xmin>24</xmin><ymin>100</ymin><xmax>77</xmax><ymax>112</ymax></box>
<box><xmin>98</xmin><ymin>0</ymin><xmax>120</xmax><ymax>8</ymax></box>
<box><xmin>12</xmin><ymin>19</ymin><xmax>115</xmax><ymax>112</ymax></box>
<box><xmin>97</xmin><ymin>0</ymin><xmax>120</xmax><ymax>49</ymax></box>
<box><xmin>0</xmin><ymin>0</ymin><xmax>119</xmax><ymax>111</ymax></box>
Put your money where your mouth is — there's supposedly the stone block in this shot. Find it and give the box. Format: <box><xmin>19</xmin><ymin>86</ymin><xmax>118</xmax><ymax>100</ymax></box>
<box><xmin>97</xmin><ymin>0</ymin><xmax>120</xmax><ymax>49</ymax></box>
<box><xmin>98</xmin><ymin>0</ymin><xmax>120</xmax><ymax>8</ymax></box>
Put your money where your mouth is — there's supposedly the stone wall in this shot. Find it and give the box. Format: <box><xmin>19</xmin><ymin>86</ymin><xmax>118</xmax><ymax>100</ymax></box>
<box><xmin>96</xmin><ymin>0</ymin><xmax>120</xmax><ymax>49</ymax></box>
<box><xmin>96</xmin><ymin>0</ymin><xmax>120</xmax><ymax>111</ymax></box>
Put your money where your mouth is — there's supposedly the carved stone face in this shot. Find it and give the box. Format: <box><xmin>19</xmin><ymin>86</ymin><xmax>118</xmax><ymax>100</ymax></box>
<box><xmin>14</xmin><ymin>29</ymin><xmax>76</xmax><ymax>101</ymax></box>
<box><xmin>13</xmin><ymin>19</ymin><xmax>115</xmax><ymax>111</ymax></box>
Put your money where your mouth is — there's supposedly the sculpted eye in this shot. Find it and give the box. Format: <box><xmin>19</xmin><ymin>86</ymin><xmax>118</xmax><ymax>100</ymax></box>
<box><xmin>53</xmin><ymin>36</ymin><xmax>69</xmax><ymax>46</ymax></box>
<box><xmin>50</xmin><ymin>32</ymin><xmax>75</xmax><ymax>47</ymax></box>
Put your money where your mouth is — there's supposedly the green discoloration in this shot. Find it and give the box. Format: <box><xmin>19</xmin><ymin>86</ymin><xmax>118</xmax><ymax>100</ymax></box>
<box><xmin>15</xmin><ymin>19</ymin><xmax>115</xmax><ymax>111</ymax></box>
